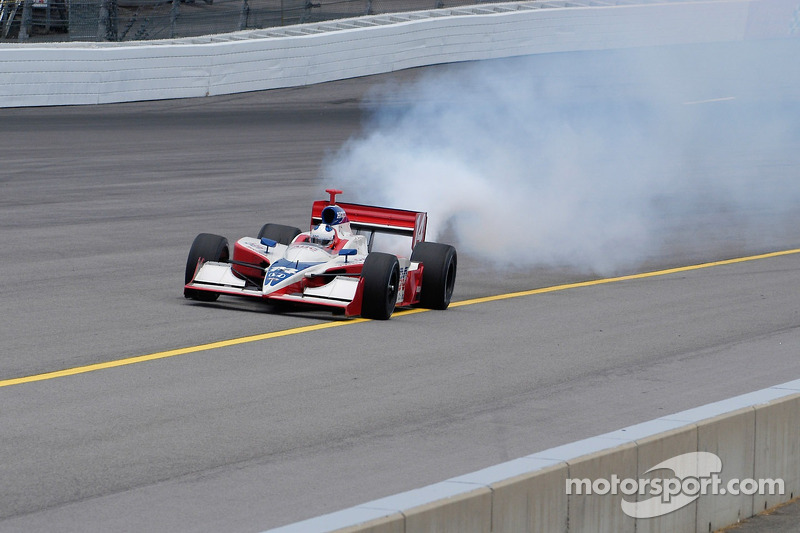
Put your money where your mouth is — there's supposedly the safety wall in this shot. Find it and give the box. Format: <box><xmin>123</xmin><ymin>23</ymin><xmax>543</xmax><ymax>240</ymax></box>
<box><xmin>266</xmin><ymin>380</ymin><xmax>800</xmax><ymax>532</ymax></box>
<box><xmin>0</xmin><ymin>0</ymin><xmax>780</xmax><ymax>108</ymax></box>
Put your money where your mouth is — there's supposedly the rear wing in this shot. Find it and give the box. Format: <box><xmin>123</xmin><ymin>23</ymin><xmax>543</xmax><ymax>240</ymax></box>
<box><xmin>311</xmin><ymin>189</ymin><xmax>427</xmax><ymax>249</ymax></box>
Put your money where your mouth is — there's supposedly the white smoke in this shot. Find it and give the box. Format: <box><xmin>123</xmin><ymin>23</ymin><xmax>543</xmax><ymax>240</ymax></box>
<box><xmin>322</xmin><ymin>41</ymin><xmax>800</xmax><ymax>274</ymax></box>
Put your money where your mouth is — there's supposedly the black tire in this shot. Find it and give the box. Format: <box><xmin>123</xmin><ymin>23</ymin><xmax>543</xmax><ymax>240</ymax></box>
<box><xmin>184</xmin><ymin>233</ymin><xmax>229</xmax><ymax>301</ymax></box>
<box><xmin>411</xmin><ymin>242</ymin><xmax>457</xmax><ymax>310</ymax></box>
<box><xmin>257</xmin><ymin>223</ymin><xmax>301</xmax><ymax>245</ymax></box>
<box><xmin>360</xmin><ymin>252</ymin><xmax>400</xmax><ymax>320</ymax></box>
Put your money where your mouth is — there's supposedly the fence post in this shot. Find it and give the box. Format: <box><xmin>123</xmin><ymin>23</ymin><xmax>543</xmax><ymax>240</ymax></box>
<box><xmin>169</xmin><ymin>0</ymin><xmax>179</xmax><ymax>37</ymax></box>
<box><xmin>238</xmin><ymin>0</ymin><xmax>248</xmax><ymax>30</ymax></box>
<box><xmin>97</xmin><ymin>0</ymin><xmax>118</xmax><ymax>40</ymax></box>
<box><xmin>18</xmin><ymin>0</ymin><xmax>32</xmax><ymax>40</ymax></box>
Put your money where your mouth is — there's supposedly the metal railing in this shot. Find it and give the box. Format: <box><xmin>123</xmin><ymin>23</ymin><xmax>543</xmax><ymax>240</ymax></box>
<box><xmin>1</xmin><ymin>0</ymin><xmax>506</xmax><ymax>42</ymax></box>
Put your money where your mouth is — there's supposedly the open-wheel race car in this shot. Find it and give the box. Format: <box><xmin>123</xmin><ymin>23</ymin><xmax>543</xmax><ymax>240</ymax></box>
<box><xmin>183</xmin><ymin>189</ymin><xmax>457</xmax><ymax>320</ymax></box>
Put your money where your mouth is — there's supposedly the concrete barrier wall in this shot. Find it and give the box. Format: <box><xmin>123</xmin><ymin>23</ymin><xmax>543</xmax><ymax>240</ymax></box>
<box><xmin>488</xmin><ymin>461</ymin><xmax>568</xmax><ymax>533</ymax></box>
<box><xmin>695</xmin><ymin>407</ymin><xmax>756</xmax><ymax>531</ymax></box>
<box><xmin>0</xmin><ymin>0</ymin><xmax>759</xmax><ymax>108</ymax></box>
<box><xmin>266</xmin><ymin>381</ymin><xmax>800</xmax><ymax>532</ymax></box>
<box><xmin>564</xmin><ymin>443</ymin><xmax>639</xmax><ymax>533</ymax></box>
<box><xmin>633</xmin><ymin>426</ymin><xmax>699</xmax><ymax>533</ymax></box>
<box><xmin>753</xmin><ymin>393</ymin><xmax>800</xmax><ymax>511</ymax></box>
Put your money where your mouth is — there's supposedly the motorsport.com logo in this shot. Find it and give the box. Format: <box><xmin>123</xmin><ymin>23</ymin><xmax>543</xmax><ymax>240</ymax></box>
<box><xmin>566</xmin><ymin>452</ymin><xmax>784</xmax><ymax>518</ymax></box>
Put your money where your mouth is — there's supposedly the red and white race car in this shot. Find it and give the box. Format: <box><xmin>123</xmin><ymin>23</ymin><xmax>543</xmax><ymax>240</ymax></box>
<box><xmin>183</xmin><ymin>189</ymin><xmax>457</xmax><ymax>320</ymax></box>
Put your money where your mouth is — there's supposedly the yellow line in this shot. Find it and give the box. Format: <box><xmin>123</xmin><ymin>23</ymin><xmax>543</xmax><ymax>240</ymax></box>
<box><xmin>3</xmin><ymin>248</ymin><xmax>799</xmax><ymax>388</ymax></box>
<box><xmin>0</xmin><ymin>319</ymin><xmax>367</xmax><ymax>388</ymax></box>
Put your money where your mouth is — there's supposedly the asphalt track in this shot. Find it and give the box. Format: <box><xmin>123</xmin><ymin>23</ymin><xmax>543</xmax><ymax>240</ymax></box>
<box><xmin>2</xmin><ymin>42</ymin><xmax>800</xmax><ymax>532</ymax></box>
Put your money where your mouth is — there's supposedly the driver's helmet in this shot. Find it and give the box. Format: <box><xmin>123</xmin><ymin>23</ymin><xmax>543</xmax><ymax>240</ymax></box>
<box><xmin>308</xmin><ymin>224</ymin><xmax>336</xmax><ymax>247</ymax></box>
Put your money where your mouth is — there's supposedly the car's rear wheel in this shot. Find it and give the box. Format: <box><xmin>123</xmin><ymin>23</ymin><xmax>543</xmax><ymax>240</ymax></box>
<box><xmin>360</xmin><ymin>252</ymin><xmax>400</xmax><ymax>320</ymax></box>
<box><xmin>257</xmin><ymin>223</ymin><xmax>301</xmax><ymax>245</ymax></box>
<box><xmin>184</xmin><ymin>233</ymin><xmax>229</xmax><ymax>301</ymax></box>
<box><xmin>411</xmin><ymin>242</ymin><xmax>457</xmax><ymax>310</ymax></box>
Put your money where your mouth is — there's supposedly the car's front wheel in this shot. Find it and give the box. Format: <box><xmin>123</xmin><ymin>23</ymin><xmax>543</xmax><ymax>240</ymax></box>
<box><xmin>184</xmin><ymin>233</ymin><xmax>229</xmax><ymax>301</ymax></box>
<box><xmin>360</xmin><ymin>252</ymin><xmax>400</xmax><ymax>320</ymax></box>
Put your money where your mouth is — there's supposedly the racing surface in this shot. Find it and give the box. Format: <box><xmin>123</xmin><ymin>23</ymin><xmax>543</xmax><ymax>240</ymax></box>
<box><xmin>2</xmin><ymin>40</ymin><xmax>800</xmax><ymax>531</ymax></box>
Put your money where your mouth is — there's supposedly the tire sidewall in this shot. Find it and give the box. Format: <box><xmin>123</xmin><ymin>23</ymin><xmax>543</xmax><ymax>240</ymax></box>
<box><xmin>184</xmin><ymin>233</ymin><xmax>229</xmax><ymax>301</ymax></box>
<box><xmin>361</xmin><ymin>252</ymin><xmax>400</xmax><ymax>320</ymax></box>
<box><xmin>411</xmin><ymin>242</ymin><xmax>457</xmax><ymax>310</ymax></box>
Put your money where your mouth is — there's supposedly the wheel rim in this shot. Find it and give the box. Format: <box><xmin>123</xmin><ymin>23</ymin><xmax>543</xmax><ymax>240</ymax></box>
<box><xmin>386</xmin><ymin>268</ymin><xmax>399</xmax><ymax>311</ymax></box>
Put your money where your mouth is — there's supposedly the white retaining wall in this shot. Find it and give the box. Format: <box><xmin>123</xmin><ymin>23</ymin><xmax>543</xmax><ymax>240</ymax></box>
<box><xmin>266</xmin><ymin>380</ymin><xmax>800</xmax><ymax>532</ymax></box>
<box><xmin>0</xmin><ymin>0</ymin><xmax>785</xmax><ymax>108</ymax></box>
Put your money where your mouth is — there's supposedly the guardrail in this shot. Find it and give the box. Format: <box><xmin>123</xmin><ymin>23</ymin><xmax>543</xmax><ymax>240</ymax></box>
<box><xmin>266</xmin><ymin>380</ymin><xmax>800</xmax><ymax>532</ymax></box>
<box><xmin>2</xmin><ymin>0</ymin><xmax>787</xmax><ymax>108</ymax></box>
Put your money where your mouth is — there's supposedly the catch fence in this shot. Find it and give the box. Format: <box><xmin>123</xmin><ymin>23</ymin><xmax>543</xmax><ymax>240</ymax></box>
<box><xmin>1</xmin><ymin>0</ymin><xmax>509</xmax><ymax>42</ymax></box>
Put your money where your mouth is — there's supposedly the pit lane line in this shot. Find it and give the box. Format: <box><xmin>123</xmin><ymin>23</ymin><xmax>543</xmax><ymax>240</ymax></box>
<box><xmin>3</xmin><ymin>247</ymin><xmax>799</xmax><ymax>390</ymax></box>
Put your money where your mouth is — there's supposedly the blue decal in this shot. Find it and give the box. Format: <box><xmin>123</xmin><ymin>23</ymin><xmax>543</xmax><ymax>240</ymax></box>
<box><xmin>264</xmin><ymin>259</ymin><xmax>321</xmax><ymax>286</ymax></box>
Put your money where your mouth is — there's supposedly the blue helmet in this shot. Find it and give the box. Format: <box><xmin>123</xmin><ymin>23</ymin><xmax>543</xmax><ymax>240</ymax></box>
<box><xmin>321</xmin><ymin>205</ymin><xmax>348</xmax><ymax>226</ymax></box>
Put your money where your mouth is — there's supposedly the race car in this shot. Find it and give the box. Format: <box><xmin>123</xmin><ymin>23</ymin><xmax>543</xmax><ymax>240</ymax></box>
<box><xmin>183</xmin><ymin>189</ymin><xmax>457</xmax><ymax>320</ymax></box>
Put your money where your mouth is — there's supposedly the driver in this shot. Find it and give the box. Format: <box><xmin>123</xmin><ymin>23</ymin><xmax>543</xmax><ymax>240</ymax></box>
<box><xmin>308</xmin><ymin>224</ymin><xmax>337</xmax><ymax>248</ymax></box>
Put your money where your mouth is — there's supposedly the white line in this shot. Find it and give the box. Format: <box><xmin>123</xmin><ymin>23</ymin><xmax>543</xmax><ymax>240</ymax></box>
<box><xmin>683</xmin><ymin>96</ymin><xmax>736</xmax><ymax>105</ymax></box>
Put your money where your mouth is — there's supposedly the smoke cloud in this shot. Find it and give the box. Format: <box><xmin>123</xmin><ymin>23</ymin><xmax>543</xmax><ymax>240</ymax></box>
<box><xmin>322</xmin><ymin>40</ymin><xmax>800</xmax><ymax>274</ymax></box>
